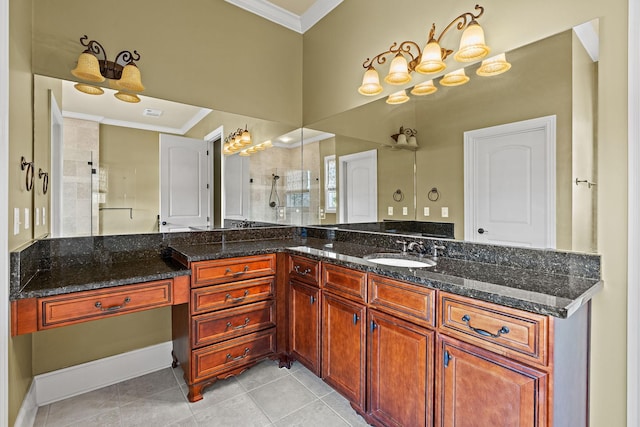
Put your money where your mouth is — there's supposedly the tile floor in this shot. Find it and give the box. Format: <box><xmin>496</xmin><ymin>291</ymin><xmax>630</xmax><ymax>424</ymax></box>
<box><xmin>33</xmin><ymin>359</ymin><xmax>370</xmax><ymax>427</ymax></box>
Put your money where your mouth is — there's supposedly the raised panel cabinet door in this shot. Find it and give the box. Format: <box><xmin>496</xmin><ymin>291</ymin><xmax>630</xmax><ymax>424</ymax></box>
<box><xmin>289</xmin><ymin>280</ymin><xmax>321</xmax><ymax>375</ymax></box>
<box><xmin>436</xmin><ymin>336</ymin><xmax>548</xmax><ymax>427</ymax></box>
<box><xmin>368</xmin><ymin>309</ymin><xmax>434</xmax><ymax>427</ymax></box>
<box><xmin>322</xmin><ymin>292</ymin><xmax>367</xmax><ymax>411</ymax></box>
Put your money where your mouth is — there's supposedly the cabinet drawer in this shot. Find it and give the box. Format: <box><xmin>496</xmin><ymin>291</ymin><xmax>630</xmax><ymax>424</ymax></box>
<box><xmin>191</xmin><ymin>276</ymin><xmax>274</xmax><ymax>315</ymax></box>
<box><xmin>191</xmin><ymin>254</ymin><xmax>276</xmax><ymax>287</ymax></box>
<box><xmin>192</xmin><ymin>300</ymin><xmax>275</xmax><ymax>348</ymax></box>
<box><xmin>439</xmin><ymin>292</ymin><xmax>549</xmax><ymax>366</ymax></box>
<box><xmin>288</xmin><ymin>255</ymin><xmax>320</xmax><ymax>286</ymax></box>
<box><xmin>39</xmin><ymin>280</ymin><xmax>172</xmax><ymax>329</ymax></box>
<box><xmin>322</xmin><ymin>263</ymin><xmax>367</xmax><ymax>302</ymax></box>
<box><xmin>368</xmin><ymin>274</ymin><xmax>436</xmax><ymax>328</ymax></box>
<box><xmin>191</xmin><ymin>328</ymin><xmax>276</xmax><ymax>381</ymax></box>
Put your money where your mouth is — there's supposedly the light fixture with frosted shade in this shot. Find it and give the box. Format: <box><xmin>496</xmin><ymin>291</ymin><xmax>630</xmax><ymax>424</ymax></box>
<box><xmin>263</xmin><ymin>140</ymin><xmax>273</xmax><ymax>148</ymax></box>
<box><xmin>70</xmin><ymin>35</ymin><xmax>144</xmax><ymax>102</ymax></box>
<box><xmin>440</xmin><ymin>69</ymin><xmax>470</xmax><ymax>86</ymax></box>
<box><xmin>114</xmin><ymin>91</ymin><xmax>141</xmax><ymax>103</ymax></box>
<box><xmin>386</xmin><ymin>90</ymin><xmax>410</xmax><ymax>105</ymax></box>
<box><xmin>411</xmin><ymin>80</ymin><xmax>438</xmax><ymax>96</ymax></box>
<box><xmin>74</xmin><ymin>83</ymin><xmax>104</xmax><ymax>95</ymax></box>
<box><xmin>476</xmin><ymin>53</ymin><xmax>511</xmax><ymax>76</ymax></box>
<box><xmin>358</xmin><ymin>66</ymin><xmax>383</xmax><ymax>95</ymax></box>
<box><xmin>454</xmin><ymin>20</ymin><xmax>490</xmax><ymax>62</ymax></box>
<box><xmin>239</xmin><ymin>150</ymin><xmax>250</xmax><ymax>157</ymax></box>
<box><xmin>241</xmin><ymin>127</ymin><xmax>252</xmax><ymax>145</ymax></box>
<box><xmin>71</xmin><ymin>52</ymin><xmax>106</xmax><ymax>82</ymax></box>
<box><xmin>118</xmin><ymin>63</ymin><xmax>145</xmax><ymax>92</ymax></box>
<box><xmin>416</xmin><ymin>39</ymin><xmax>446</xmax><ymax>74</ymax></box>
<box><xmin>254</xmin><ymin>144</ymin><xmax>266</xmax><ymax>151</ymax></box>
<box><xmin>384</xmin><ymin>53</ymin><xmax>412</xmax><ymax>85</ymax></box>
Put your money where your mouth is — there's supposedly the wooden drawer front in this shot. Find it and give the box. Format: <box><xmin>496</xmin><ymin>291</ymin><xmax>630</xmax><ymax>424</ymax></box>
<box><xmin>39</xmin><ymin>280</ymin><xmax>172</xmax><ymax>329</ymax></box>
<box><xmin>439</xmin><ymin>292</ymin><xmax>549</xmax><ymax>366</ymax></box>
<box><xmin>322</xmin><ymin>263</ymin><xmax>367</xmax><ymax>302</ymax></box>
<box><xmin>288</xmin><ymin>255</ymin><xmax>320</xmax><ymax>286</ymax></box>
<box><xmin>192</xmin><ymin>254</ymin><xmax>276</xmax><ymax>287</ymax></box>
<box><xmin>191</xmin><ymin>276</ymin><xmax>274</xmax><ymax>315</ymax></box>
<box><xmin>368</xmin><ymin>274</ymin><xmax>436</xmax><ymax>328</ymax></box>
<box><xmin>191</xmin><ymin>328</ymin><xmax>276</xmax><ymax>381</ymax></box>
<box><xmin>192</xmin><ymin>300</ymin><xmax>275</xmax><ymax>348</ymax></box>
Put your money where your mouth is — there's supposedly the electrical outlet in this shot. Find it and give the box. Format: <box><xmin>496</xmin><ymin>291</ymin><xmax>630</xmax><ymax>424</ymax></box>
<box><xmin>13</xmin><ymin>208</ymin><xmax>20</xmax><ymax>235</ymax></box>
<box><xmin>442</xmin><ymin>207</ymin><xmax>449</xmax><ymax>217</ymax></box>
<box><xmin>402</xmin><ymin>207</ymin><xmax>408</xmax><ymax>215</ymax></box>
<box><xmin>388</xmin><ymin>206</ymin><xmax>393</xmax><ymax>215</ymax></box>
<box><xmin>24</xmin><ymin>208</ymin><xmax>30</xmax><ymax>229</ymax></box>
<box><xmin>424</xmin><ymin>207</ymin><xmax>430</xmax><ymax>216</ymax></box>
<box><xmin>319</xmin><ymin>207</ymin><xmax>326</xmax><ymax>220</ymax></box>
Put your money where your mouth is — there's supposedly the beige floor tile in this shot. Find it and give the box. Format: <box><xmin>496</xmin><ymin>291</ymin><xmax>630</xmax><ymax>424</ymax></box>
<box><xmin>66</xmin><ymin>408</ymin><xmax>121</xmax><ymax>427</ymax></box>
<box><xmin>185</xmin><ymin>377</ymin><xmax>246</xmax><ymax>413</ymax></box>
<box><xmin>274</xmin><ymin>399</ymin><xmax>350</xmax><ymax>427</ymax></box>
<box><xmin>291</xmin><ymin>367</ymin><xmax>334</xmax><ymax>397</ymax></box>
<box><xmin>321</xmin><ymin>392</ymin><xmax>370</xmax><ymax>427</ymax></box>
<box><xmin>119</xmin><ymin>386</ymin><xmax>193</xmax><ymax>427</ymax></box>
<box><xmin>45</xmin><ymin>384</ymin><xmax>120</xmax><ymax>427</ymax></box>
<box><xmin>33</xmin><ymin>405</ymin><xmax>49</xmax><ymax>427</ymax></box>
<box><xmin>117</xmin><ymin>368</ymin><xmax>179</xmax><ymax>405</ymax></box>
<box><xmin>236</xmin><ymin>359</ymin><xmax>291</xmax><ymax>391</ymax></box>
<box><xmin>192</xmin><ymin>393</ymin><xmax>272</xmax><ymax>426</ymax></box>
<box><xmin>249</xmin><ymin>376</ymin><xmax>317</xmax><ymax>422</ymax></box>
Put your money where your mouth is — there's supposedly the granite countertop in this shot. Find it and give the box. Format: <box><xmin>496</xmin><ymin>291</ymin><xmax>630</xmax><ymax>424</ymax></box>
<box><xmin>170</xmin><ymin>237</ymin><xmax>603</xmax><ymax>318</ymax></box>
<box><xmin>14</xmin><ymin>256</ymin><xmax>190</xmax><ymax>300</ymax></box>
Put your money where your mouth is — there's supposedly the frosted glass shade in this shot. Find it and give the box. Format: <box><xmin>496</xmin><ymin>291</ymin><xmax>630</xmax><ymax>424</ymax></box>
<box><xmin>454</xmin><ymin>21</ymin><xmax>490</xmax><ymax>62</ymax></box>
<box><xmin>239</xmin><ymin>150</ymin><xmax>250</xmax><ymax>157</ymax></box>
<box><xmin>416</xmin><ymin>40</ymin><xmax>446</xmax><ymax>74</ymax></box>
<box><xmin>386</xmin><ymin>90</ymin><xmax>410</xmax><ymax>105</ymax></box>
<box><xmin>358</xmin><ymin>67</ymin><xmax>383</xmax><ymax>95</ymax></box>
<box><xmin>241</xmin><ymin>130</ymin><xmax>252</xmax><ymax>145</ymax></box>
<box><xmin>114</xmin><ymin>91</ymin><xmax>141</xmax><ymax>103</ymax></box>
<box><xmin>411</xmin><ymin>80</ymin><xmax>437</xmax><ymax>96</ymax></box>
<box><xmin>440</xmin><ymin>69</ymin><xmax>470</xmax><ymax>86</ymax></box>
<box><xmin>384</xmin><ymin>53</ymin><xmax>411</xmax><ymax>85</ymax></box>
<box><xmin>118</xmin><ymin>63</ymin><xmax>145</xmax><ymax>92</ymax></box>
<box><xmin>476</xmin><ymin>53</ymin><xmax>511</xmax><ymax>76</ymax></box>
<box><xmin>71</xmin><ymin>52</ymin><xmax>106</xmax><ymax>82</ymax></box>
<box><xmin>74</xmin><ymin>83</ymin><xmax>104</xmax><ymax>95</ymax></box>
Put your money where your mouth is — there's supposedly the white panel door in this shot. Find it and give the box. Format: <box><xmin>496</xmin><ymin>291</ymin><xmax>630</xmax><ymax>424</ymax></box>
<box><xmin>339</xmin><ymin>149</ymin><xmax>378</xmax><ymax>223</ymax></box>
<box><xmin>224</xmin><ymin>153</ymin><xmax>250</xmax><ymax>219</ymax></box>
<box><xmin>464</xmin><ymin>116</ymin><xmax>556</xmax><ymax>248</ymax></box>
<box><xmin>159</xmin><ymin>134</ymin><xmax>210</xmax><ymax>232</ymax></box>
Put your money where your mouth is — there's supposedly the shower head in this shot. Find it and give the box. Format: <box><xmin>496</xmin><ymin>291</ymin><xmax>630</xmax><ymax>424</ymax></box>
<box><xmin>272</xmin><ymin>174</ymin><xmax>280</xmax><ymax>181</ymax></box>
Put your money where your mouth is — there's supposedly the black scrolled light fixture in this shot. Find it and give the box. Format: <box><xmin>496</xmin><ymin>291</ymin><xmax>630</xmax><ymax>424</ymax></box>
<box><xmin>71</xmin><ymin>35</ymin><xmax>145</xmax><ymax>103</ymax></box>
<box><xmin>358</xmin><ymin>5</ymin><xmax>511</xmax><ymax>105</ymax></box>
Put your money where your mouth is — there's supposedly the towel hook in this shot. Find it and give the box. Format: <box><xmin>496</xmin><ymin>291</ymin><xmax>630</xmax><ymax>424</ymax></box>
<box><xmin>21</xmin><ymin>157</ymin><xmax>34</xmax><ymax>191</ymax></box>
<box><xmin>427</xmin><ymin>187</ymin><xmax>440</xmax><ymax>202</ymax></box>
<box><xmin>393</xmin><ymin>189</ymin><xmax>404</xmax><ymax>202</ymax></box>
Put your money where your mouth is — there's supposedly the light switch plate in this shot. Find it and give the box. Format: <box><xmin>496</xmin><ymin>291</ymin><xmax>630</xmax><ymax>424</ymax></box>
<box><xmin>35</xmin><ymin>208</ymin><xmax>40</xmax><ymax>226</ymax></box>
<box><xmin>24</xmin><ymin>208</ymin><xmax>30</xmax><ymax>229</ymax></box>
<box><xmin>442</xmin><ymin>207</ymin><xmax>449</xmax><ymax>217</ymax></box>
<box><xmin>42</xmin><ymin>207</ymin><xmax>46</xmax><ymax>225</ymax></box>
<box><xmin>13</xmin><ymin>208</ymin><xmax>20</xmax><ymax>235</ymax></box>
<box><xmin>402</xmin><ymin>207</ymin><xmax>408</xmax><ymax>215</ymax></box>
<box><xmin>424</xmin><ymin>207</ymin><xmax>430</xmax><ymax>216</ymax></box>
<box><xmin>388</xmin><ymin>206</ymin><xmax>393</xmax><ymax>215</ymax></box>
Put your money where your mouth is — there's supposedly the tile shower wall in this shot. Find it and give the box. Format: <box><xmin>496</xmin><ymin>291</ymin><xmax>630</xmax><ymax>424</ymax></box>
<box><xmin>62</xmin><ymin>118</ymin><xmax>99</xmax><ymax>236</ymax></box>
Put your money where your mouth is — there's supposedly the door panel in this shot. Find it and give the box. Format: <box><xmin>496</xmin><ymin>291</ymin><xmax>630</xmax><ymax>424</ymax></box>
<box><xmin>339</xmin><ymin>149</ymin><xmax>377</xmax><ymax>223</ymax></box>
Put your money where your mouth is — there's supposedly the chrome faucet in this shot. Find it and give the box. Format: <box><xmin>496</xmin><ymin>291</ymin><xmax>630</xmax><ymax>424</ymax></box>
<box><xmin>396</xmin><ymin>240</ymin><xmax>408</xmax><ymax>253</ymax></box>
<box><xmin>407</xmin><ymin>241</ymin><xmax>427</xmax><ymax>255</ymax></box>
<box><xmin>432</xmin><ymin>244</ymin><xmax>446</xmax><ymax>259</ymax></box>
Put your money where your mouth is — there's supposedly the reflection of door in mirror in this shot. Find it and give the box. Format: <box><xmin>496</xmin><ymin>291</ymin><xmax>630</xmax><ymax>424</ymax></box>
<box><xmin>339</xmin><ymin>150</ymin><xmax>378</xmax><ymax>223</ymax></box>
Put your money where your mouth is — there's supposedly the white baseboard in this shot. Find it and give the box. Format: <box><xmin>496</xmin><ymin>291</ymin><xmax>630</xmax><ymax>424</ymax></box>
<box><xmin>15</xmin><ymin>340</ymin><xmax>173</xmax><ymax>426</ymax></box>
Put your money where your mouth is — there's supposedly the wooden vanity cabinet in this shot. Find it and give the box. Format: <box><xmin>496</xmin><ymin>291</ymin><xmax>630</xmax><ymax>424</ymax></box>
<box><xmin>321</xmin><ymin>264</ymin><xmax>368</xmax><ymax>411</ymax></box>
<box><xmin>289</xmin><ymin>279</ymin><xmax>321</xmax><ymax>375</ymax></box>
<box><xmin>172</xmin><ymin>254</ymin><xmax>277</xmax><ymax>402</ymax></box>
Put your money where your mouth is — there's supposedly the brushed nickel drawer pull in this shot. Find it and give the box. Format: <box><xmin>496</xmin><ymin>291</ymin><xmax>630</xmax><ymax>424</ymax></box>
<box><xmin>461</xmin><ymin>314</ymin><xmax>510</xmax><ymax>338</ymax></box>
<box><xmin>95</xmin><ymin>297</ymin><xmax>131</xmax><ymax>312</ymax></box>
<box><xmin>226</xmin><ymin>347</ymin><xmax>250</xmax><ymax>361</ymax></box>
<box><xmin>226</xmin><ymin>317</ymin><xmax>251</xmax><ymax>330</ymax></box>
<box><xmin>293</xmin><ymin>265</ymin><xmax>312</xmax><ymax>276</ymax></box>
<box><xmin>225</xmin><ymin>265</ymin><xmax>250</xmax><ymax>277</ymax></box>
<box><xmin>225</xmin><ymin>290</ymin><xmax>249</xmax><ymax>303</ymax></box>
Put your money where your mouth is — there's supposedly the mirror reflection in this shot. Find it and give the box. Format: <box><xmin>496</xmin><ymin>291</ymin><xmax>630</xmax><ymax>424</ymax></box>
<box><xmin>33</xmin><ymin>22</ymin><xmax>598</xmax><ymax>253</ymax></box>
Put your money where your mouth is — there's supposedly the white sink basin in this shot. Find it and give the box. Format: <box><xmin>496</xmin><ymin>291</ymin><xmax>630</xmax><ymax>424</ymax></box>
<box><xmin>364</xmin><ymin>253</ymin><xmax>436</xmax><ymax>268</ymax></box>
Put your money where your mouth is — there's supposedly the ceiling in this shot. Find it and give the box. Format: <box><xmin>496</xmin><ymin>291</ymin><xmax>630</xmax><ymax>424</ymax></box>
<box><xmin>225</xmin><ymin>0</ymin><xmax>342</xmax><ymax>33</ymax></box>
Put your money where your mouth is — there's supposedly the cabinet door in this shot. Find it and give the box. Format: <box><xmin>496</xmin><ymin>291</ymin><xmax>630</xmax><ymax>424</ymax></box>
<box><xmin>436</xmin><ymin>335</ymin><xmax>548</xmax><ymax>427</ymax></box>
<box><xmin>368</xmin><ymin>310</ymin><xmax>434</xmax><ymax>427</ymax></box>
<box><xmin>322</xmin><ymin>292</ymin><xmax>367</xmax><ymax>411</ymax></box>
<box><xmin>289</xmin><ymin>280</ymin><xmax>321</xmax><ymax>375</ymax></box>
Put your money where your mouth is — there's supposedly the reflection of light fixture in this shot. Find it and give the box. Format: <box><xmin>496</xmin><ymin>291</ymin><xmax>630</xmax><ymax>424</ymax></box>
<box><xmin>74</xmin><ymin>83</ymin><xmax>104</xmax><ymax>95</ymax></box>
<box><xmin>440</xmin><ymin>68</ymin><xmax>470</xmax><ymax>86</ymax></box>
<box><xmin>476</xmin><ymin>53</ymin><xmax>512</xmax><ymax>76</ymax></box>
<box><xmin>71</xmin><ymin>35</ymin><xmax>144</xmax><ymax>103</ymax></box>
<box><xmin>358</xmin><ymin>5</ymin><xmax>500</xmax><ymax>104</ymax></box>
<box><xmin>411</xmin><ymin>80</ymin><xmax>437</xmax><ymax>96</ymax></box>
<box><xmin>386</xmin><ymin>90</ymin><xmax>410</xmax><ymax>105</ymax></box>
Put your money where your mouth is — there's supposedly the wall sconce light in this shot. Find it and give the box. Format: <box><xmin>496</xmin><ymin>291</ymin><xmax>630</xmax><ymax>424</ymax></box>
<box><xmin>358</xmin><ymin>5</ymin><xmax>510</xmax><ymax>104</ymax></box>
<box><xmin>223</xmin><ymin>126</ymin><xmax>252</xmax><ymax>155</ymax></box>
<box><xmin>391</xmin><ymin>126</ymin><xmax>418</xmax><ymax>149</ymax></box>
<box><xmin>71</xmin><ymin>35</ymin><xmax>144</xmax><ymax>103</ymax></box>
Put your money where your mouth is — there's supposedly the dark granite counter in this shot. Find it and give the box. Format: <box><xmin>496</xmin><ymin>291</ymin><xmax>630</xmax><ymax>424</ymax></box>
<box><xmin>170</xmin><ymin>237</ymin><xmax>602</xmax><ymax>318</ymax></box>
<box><xmin>14</xmin><ymin>255</ymin><xmax>190</xmax><ymax>300</ymax></box>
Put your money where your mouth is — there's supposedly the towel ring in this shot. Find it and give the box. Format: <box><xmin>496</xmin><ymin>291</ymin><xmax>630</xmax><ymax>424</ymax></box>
<box><xmin>428</xmin><ymin>187</ymin><xmax>440</xmax><ymax>202</ymax></box>
<box><xmin>21</xmin><ymin>157</ymin><xmax>34</xmax><ymax>191</ymax></box>
<box><xmin>39</xmin><ymin>168</ymin><xmax>49</xmax><ymax>195</ymax></box>
<box><xmin>393</xmin><ymin>189</ymin><xmax>404</xmax><ymax>202</ymax></box>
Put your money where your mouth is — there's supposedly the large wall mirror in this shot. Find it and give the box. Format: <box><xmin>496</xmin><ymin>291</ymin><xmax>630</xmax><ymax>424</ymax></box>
<box><xmin>32</xmin><ymin>21</ymin><xmax>598</xmax><ymax>254</ymax></box>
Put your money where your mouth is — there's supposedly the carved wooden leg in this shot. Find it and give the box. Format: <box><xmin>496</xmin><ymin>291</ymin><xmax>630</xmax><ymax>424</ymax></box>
<box><xmin>171</xmin><ymin>350</ymin><xmax>179</xmax><ymax>369</ymax></box>
<box><xmin>276</xmin><ymin>354</ymin><xmax>294</xmax><ymax>369</ymax></box>
<box><xmin>187</xmin><ymin>383</ymin><xmax>205</xmax><ymax>402</ymax></box>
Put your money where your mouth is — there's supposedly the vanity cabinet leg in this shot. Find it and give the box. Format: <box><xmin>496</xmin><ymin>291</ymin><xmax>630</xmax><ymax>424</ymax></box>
<box><xmin>171</xmin><ymin>350</ymin><xmax>179</xmax><ymax>369</ymax></box>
